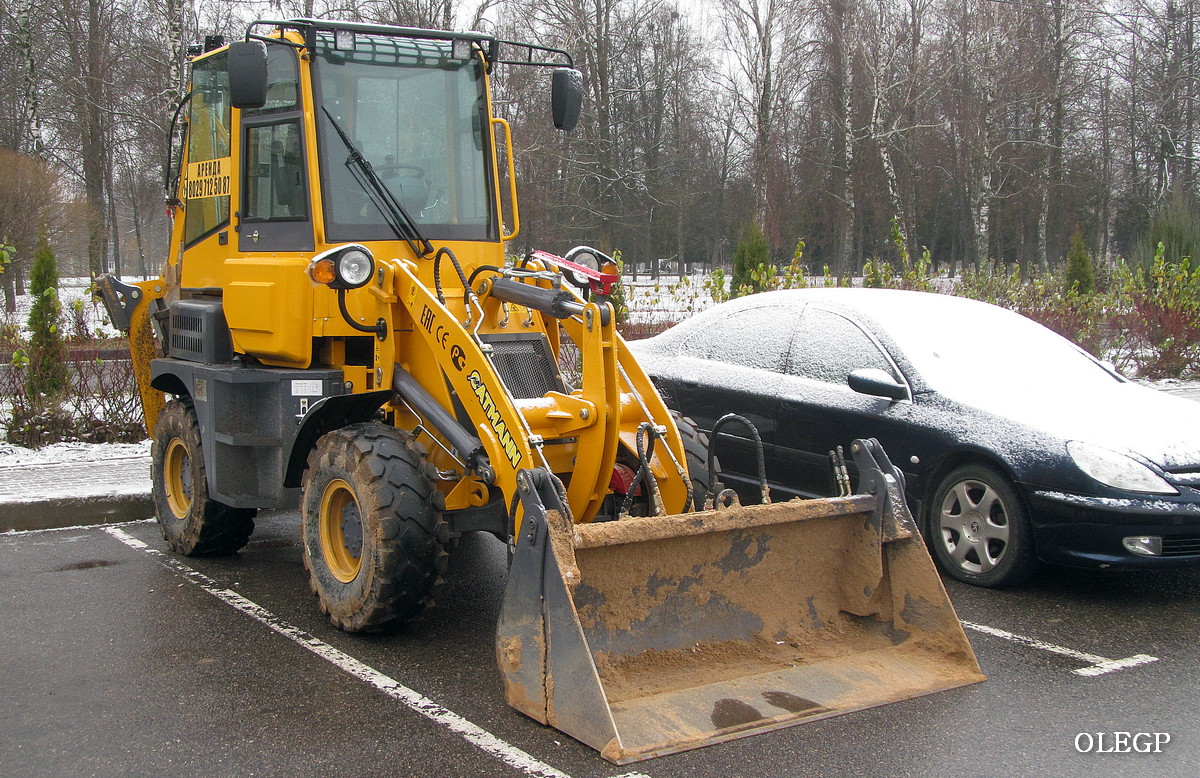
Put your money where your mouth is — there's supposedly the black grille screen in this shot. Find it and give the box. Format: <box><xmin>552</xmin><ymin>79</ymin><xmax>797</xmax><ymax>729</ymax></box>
<box><xmin>1162</xmin><ymin>536</ymin><xmax>1200</xmax><ymax>557</ymax></box>
<box><xmin>171</xmin><ymin>313</ymin><xmax>204</xmax><ymax>358</ymax></box>
<box><xmin>483</xmin><ymin>334</ymin><xmax>564</xmax><ymax>399</ymax></box>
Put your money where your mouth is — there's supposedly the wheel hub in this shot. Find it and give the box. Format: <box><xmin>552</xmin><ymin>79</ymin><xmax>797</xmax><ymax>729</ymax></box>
<box><xmin>320</xmin><ymin>479</ymin><xmax>364</xmax><ymax>583</ymax></box>
<box><xmin>163</xmin><ymin>438</ymin><xmax>194</xmax><ymax>519</ymax></box>
<box><xmin>963</xmin><ymin>513</ymin><xmax>983</xmax><ymax>543</ymax></box>
<box><xmin>341</xmin><ymin>506</ymin><xmax>363</xmax><ymax>556</ymax></box>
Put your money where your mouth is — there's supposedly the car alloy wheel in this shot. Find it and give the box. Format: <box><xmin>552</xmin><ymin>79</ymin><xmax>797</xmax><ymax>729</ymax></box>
<box><xmin>929</xmin><ymin>464</ymin><xmax>1036</xmax><ymax>587</ymax></box>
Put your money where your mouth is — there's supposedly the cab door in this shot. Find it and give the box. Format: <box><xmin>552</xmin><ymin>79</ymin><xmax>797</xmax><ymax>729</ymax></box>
<box><xmin>238</xmin><ymin>45</ymin><xmax>314</xmax><ymax>253</ymax></box>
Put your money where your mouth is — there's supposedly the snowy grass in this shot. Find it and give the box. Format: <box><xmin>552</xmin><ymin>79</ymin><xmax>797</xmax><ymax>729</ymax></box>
<box><xmin>1</xmin><ymin>277</ymin><xmax>135</xmax><ymax>343</ymax></box>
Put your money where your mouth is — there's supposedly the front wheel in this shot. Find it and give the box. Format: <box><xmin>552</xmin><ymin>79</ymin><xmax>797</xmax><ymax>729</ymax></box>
<box><xmin>151</xmin><ymin>398</ymin><xmax>256</xmax><ymax>555</ymax></box>
<box><xmin>927</xmin><ymin>463</ymin><xmax>1037</xmax><ymax>587</ymax></box>
<box><xmin>301</xmin><ymin>424</ymin><xmax>447</xmax><ymax>632</ymax></box>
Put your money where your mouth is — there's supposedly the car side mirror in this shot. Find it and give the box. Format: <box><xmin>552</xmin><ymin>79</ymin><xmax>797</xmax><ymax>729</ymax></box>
<box><xmin>228</xmin><ymin>40</ymin><xmax>268</xmax><ymax>110</ymax></box>
<box><xmin>551</xmin><ymin>67</ymin><xmax>583</xmax><ymax>131</ymax></box>
<box><xmin>848</xmin><ymin>368</ymin><xmax>909</xmax><ymax>401</ymax></box>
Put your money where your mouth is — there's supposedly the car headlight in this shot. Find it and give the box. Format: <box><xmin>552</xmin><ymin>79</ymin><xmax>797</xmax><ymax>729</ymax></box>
<box><xmin>1067</xmin><ymin>441</ymin><xmax>1178</xmax><ymax>495</ymax></box>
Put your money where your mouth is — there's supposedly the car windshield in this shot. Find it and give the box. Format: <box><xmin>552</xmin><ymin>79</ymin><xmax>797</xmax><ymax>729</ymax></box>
<box><xmin>870</xmin><ymin>296</ymin><xmax>1119</xmax><ymax>402</ymax></box>
<box><xmin>312</xmin><ymin>32</ymin><xmax>494</xmax><ymax>242</ymax></box>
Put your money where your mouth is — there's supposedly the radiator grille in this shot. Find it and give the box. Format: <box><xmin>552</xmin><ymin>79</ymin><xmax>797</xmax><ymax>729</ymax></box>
<box><xmin>168</xmin><ymin>298</ymin><xmax>232</xmax><ymax>363</ymax></box>
<box><xmin>483</xmin><ymin>334</ymin><xmax>564</xmax><ymax>399</ymax></box>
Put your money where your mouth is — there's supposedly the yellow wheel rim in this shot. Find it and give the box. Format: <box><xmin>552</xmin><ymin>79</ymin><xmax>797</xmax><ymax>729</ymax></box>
<box><xmin>320</xmin><ymin>479</ymin><xmax>364</xmax><ymax>583</ymax></box>
<box><xmin>163</xmin><ymin>438</ymin><xmax>193</xmax><ymax>519</ymax></box>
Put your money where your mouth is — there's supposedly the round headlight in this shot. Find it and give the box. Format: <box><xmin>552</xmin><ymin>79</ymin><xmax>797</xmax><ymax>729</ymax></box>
<box><xmin>337</xmin><ymin>249</ymin><xmax>374</xmax><ymax>288</ymax></box>
<box><xmin>1067</xmin><ymin>441</ymin><xmax>1178</xmax><ymax>495</ymax></box>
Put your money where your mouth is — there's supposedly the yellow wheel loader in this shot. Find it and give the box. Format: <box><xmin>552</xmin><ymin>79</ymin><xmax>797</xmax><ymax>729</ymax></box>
<box><xmin>98</xmin><ymin>18</ymin><xmax>982</xmax><ymax>764</ymax></box>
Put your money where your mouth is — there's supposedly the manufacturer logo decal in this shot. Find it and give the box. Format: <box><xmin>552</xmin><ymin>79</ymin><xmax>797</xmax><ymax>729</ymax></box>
<box><xmin>467</xmin><ymin>370</ymin><xmax>522</xmax><ymax>468</ymax></box>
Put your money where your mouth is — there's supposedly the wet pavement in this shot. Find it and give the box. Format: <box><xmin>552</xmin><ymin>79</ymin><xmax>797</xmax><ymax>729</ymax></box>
<box><xmin>3</xmin><ymin>384</ymin><xmax>1200</xmax><ymax>775</ymax></box>
<box><xmin>3</xmin><ymin>511</ymin><xmax>1197</xmax><ymax>778</ymax></box>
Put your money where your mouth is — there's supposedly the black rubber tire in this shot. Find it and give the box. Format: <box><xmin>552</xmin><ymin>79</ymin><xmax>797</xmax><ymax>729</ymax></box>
<box><xmin>301</xmin><ymin>424</ymin><xmax>448</xmax><ymax>633</ymax></box>
<box><xmin>672</xmin><ymin>410</ymin><xmax>721</xmax><ymax>512</ymax></box>
<box><xmin>926</xmin><ymin>463</ymin><xmax>1037</xmax><ymax>587</ymax></box>
<box><xmin>151</xmin><ymin>398</ymin><xmax>256</xmax><ymax>556</ymax></box>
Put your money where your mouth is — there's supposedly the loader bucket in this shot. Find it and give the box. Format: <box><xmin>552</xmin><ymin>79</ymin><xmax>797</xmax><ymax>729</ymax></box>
<box><xmin>497</xmin><ymin>440</ymin><xmax>984</xmax><ymax>764</ymax></box>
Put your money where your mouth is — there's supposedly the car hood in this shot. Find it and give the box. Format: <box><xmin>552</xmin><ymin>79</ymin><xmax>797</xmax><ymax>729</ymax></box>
<box><xmin>944</xmin><ymin>380</ymin><xmax>1200</xmax><ymax>471</ymax></box>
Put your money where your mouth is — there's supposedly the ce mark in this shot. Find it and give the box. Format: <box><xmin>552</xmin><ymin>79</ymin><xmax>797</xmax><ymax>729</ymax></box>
<box><xmin>430</xmin><ymin>320</ymin><xmax>467</xmax><ymax>371</ymax></box>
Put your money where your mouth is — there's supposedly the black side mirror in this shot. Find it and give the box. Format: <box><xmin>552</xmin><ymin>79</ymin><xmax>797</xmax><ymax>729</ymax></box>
<box><xmin>551</xmin><ymin>67</ymin><xmax>583</xmax><ymax>131</ymax></box>
<box><xmin>848</xmin><ymin>368</ymin><xmax>909</xmax><ymax>401</ymax></box>
<box><xmin>228</xmin><ymin>40</ymin><xmax>268</xmax><ymax>110</ymax></box>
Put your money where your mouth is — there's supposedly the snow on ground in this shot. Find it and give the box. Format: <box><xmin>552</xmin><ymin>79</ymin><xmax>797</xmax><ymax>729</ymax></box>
<box><xmin>0</xmin><ymin>439</ymin><xmax>150</xmax><ymax>466</ymax></box>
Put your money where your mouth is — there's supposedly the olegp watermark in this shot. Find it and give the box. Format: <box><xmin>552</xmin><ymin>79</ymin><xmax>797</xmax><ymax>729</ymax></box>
<box><xmin>1075</xmin><ymin>732</ymin><xmax>1170</xmax><ymax>753</ymax></box>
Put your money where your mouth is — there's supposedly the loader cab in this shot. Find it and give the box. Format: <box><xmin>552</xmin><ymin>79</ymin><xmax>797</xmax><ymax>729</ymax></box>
<box><xmin>170</xmin><ymin>23</ymin><xmax>583</xmax><ymax>367</ymax></box>
<box><xmin>177</xmin><ymin>29</ymin><xmax>500</xmax><ymax>275</ymax></box>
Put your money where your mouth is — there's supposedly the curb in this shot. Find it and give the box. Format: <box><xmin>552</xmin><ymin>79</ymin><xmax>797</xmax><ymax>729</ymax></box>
<box><xmin>0</xmin><ymin>454</ymin><xmax>154</xmax><ymax>533</ymax></box>
<box><xmin>2</xmin><ymin>493</ymin><xmax>154</xmax><ymax>533</ymax></box>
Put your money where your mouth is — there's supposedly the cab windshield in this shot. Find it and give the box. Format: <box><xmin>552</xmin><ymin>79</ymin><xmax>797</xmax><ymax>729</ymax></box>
<box><xmin>312</xmin><ymin>32</ymin><xmax>495</xmax><ymax>242</ymax></box>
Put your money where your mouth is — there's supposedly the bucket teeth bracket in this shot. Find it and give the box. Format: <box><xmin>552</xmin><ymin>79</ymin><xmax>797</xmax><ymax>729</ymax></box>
<box><xmin>851</xmin><ymin>437</ymin><xmax>918</xmax><ymax>542</ymax></box>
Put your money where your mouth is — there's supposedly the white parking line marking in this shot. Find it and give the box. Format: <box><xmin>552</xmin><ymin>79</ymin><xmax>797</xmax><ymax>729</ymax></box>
<box><xmin>103</xmin><ymin>527</ymin><xmax>588</xmax><ymax>778</ymax></box>
<box><xmin>960</xmin><ymin>620</ymin><xmax>1158</xmax><ymax>676</ymax></box>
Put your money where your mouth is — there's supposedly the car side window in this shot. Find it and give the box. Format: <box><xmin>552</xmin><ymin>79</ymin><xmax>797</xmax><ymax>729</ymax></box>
<box><xmin>685</xmin><ymin>306</ymin><xmax>796</xmax><ymax>372</ymax></box>
<box><xmin>786</xmin><ymin>307</ymin><xmax>898</xmax><ymax>384</ymax></box>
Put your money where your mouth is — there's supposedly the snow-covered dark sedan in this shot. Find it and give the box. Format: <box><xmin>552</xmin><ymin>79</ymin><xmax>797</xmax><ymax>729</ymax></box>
<box><xmin>630</xmin><ymin>287</ymin><xmax>1200</xmax><ymax>587</ymax></box>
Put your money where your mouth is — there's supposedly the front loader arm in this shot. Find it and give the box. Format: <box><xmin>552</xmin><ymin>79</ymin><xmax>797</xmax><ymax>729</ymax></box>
<box><xmin>389</xmin><ymin>260</ymin><xmax>535</xmax><ymax>528</ymax></box>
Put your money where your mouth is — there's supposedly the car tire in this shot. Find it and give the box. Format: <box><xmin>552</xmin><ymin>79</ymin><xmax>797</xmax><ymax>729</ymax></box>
<box><xmin>927</xmin><ymin>463</ymin><xmax>1037</xmax><ymax>587</ymax></box>
<box><xmin>301</xmin><ymin>424</ymin><xmax>447</xmax><ymax>632</ymax></box>
<box><xmin>151</xmin><ymin>398</ymin><xmax>256</xmax><ymax>556</ymax></box>
<box><xmin>672</xmin><ymin>410</ymin><xmax>721</xmax><ymax>511</ymax></box>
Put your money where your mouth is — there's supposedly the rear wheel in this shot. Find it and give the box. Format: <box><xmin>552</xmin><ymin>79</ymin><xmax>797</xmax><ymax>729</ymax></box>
<box><xmin>301</xmin><ymin>424</ymin><xmax>447</xmax><ymax>632</ymax></box>
<box><xmin>151</xmin><ymin>399</ymin><xmax>256</xmax><ymax>556</ymax></box>
<box><xmin>927</xmin><ymin>464</ymin><xmax>1036</xmax><ymax>587</ymax></box>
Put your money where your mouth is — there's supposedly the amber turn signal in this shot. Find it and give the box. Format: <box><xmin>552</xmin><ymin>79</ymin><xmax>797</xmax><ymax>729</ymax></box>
<box><xmin>310</xmin><ymin>257</ymin><xmax>336</xmax><ymax>284</ymax></box>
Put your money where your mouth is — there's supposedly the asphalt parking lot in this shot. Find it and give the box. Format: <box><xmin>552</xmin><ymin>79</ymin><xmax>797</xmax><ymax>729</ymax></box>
<box><xmin>3</xmin><ymin>509</ymin><xmax>1197</xmax><ymax>778</ymax></box>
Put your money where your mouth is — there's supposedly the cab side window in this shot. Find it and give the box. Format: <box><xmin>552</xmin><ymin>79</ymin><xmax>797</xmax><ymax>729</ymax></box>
<box><xmin>238</xmin><ymin>45</ymin><xmax>313</xmax><ymax>250</ymax></box>
<box><xmin>243</xmin><ymin>121</ymin><xmax>307</xmax><ymax>220</ymax></box>
<box><xmin>183</xmin><ymin>53</ymin><xmax>231</xmax><ymax>245</ymax></box>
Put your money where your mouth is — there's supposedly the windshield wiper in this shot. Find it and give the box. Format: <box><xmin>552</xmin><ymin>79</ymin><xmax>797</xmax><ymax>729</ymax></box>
<box><xmin>321</xmin><ymin>107</ymin><xmax>434</xmax><ymax>258</ymax></box>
